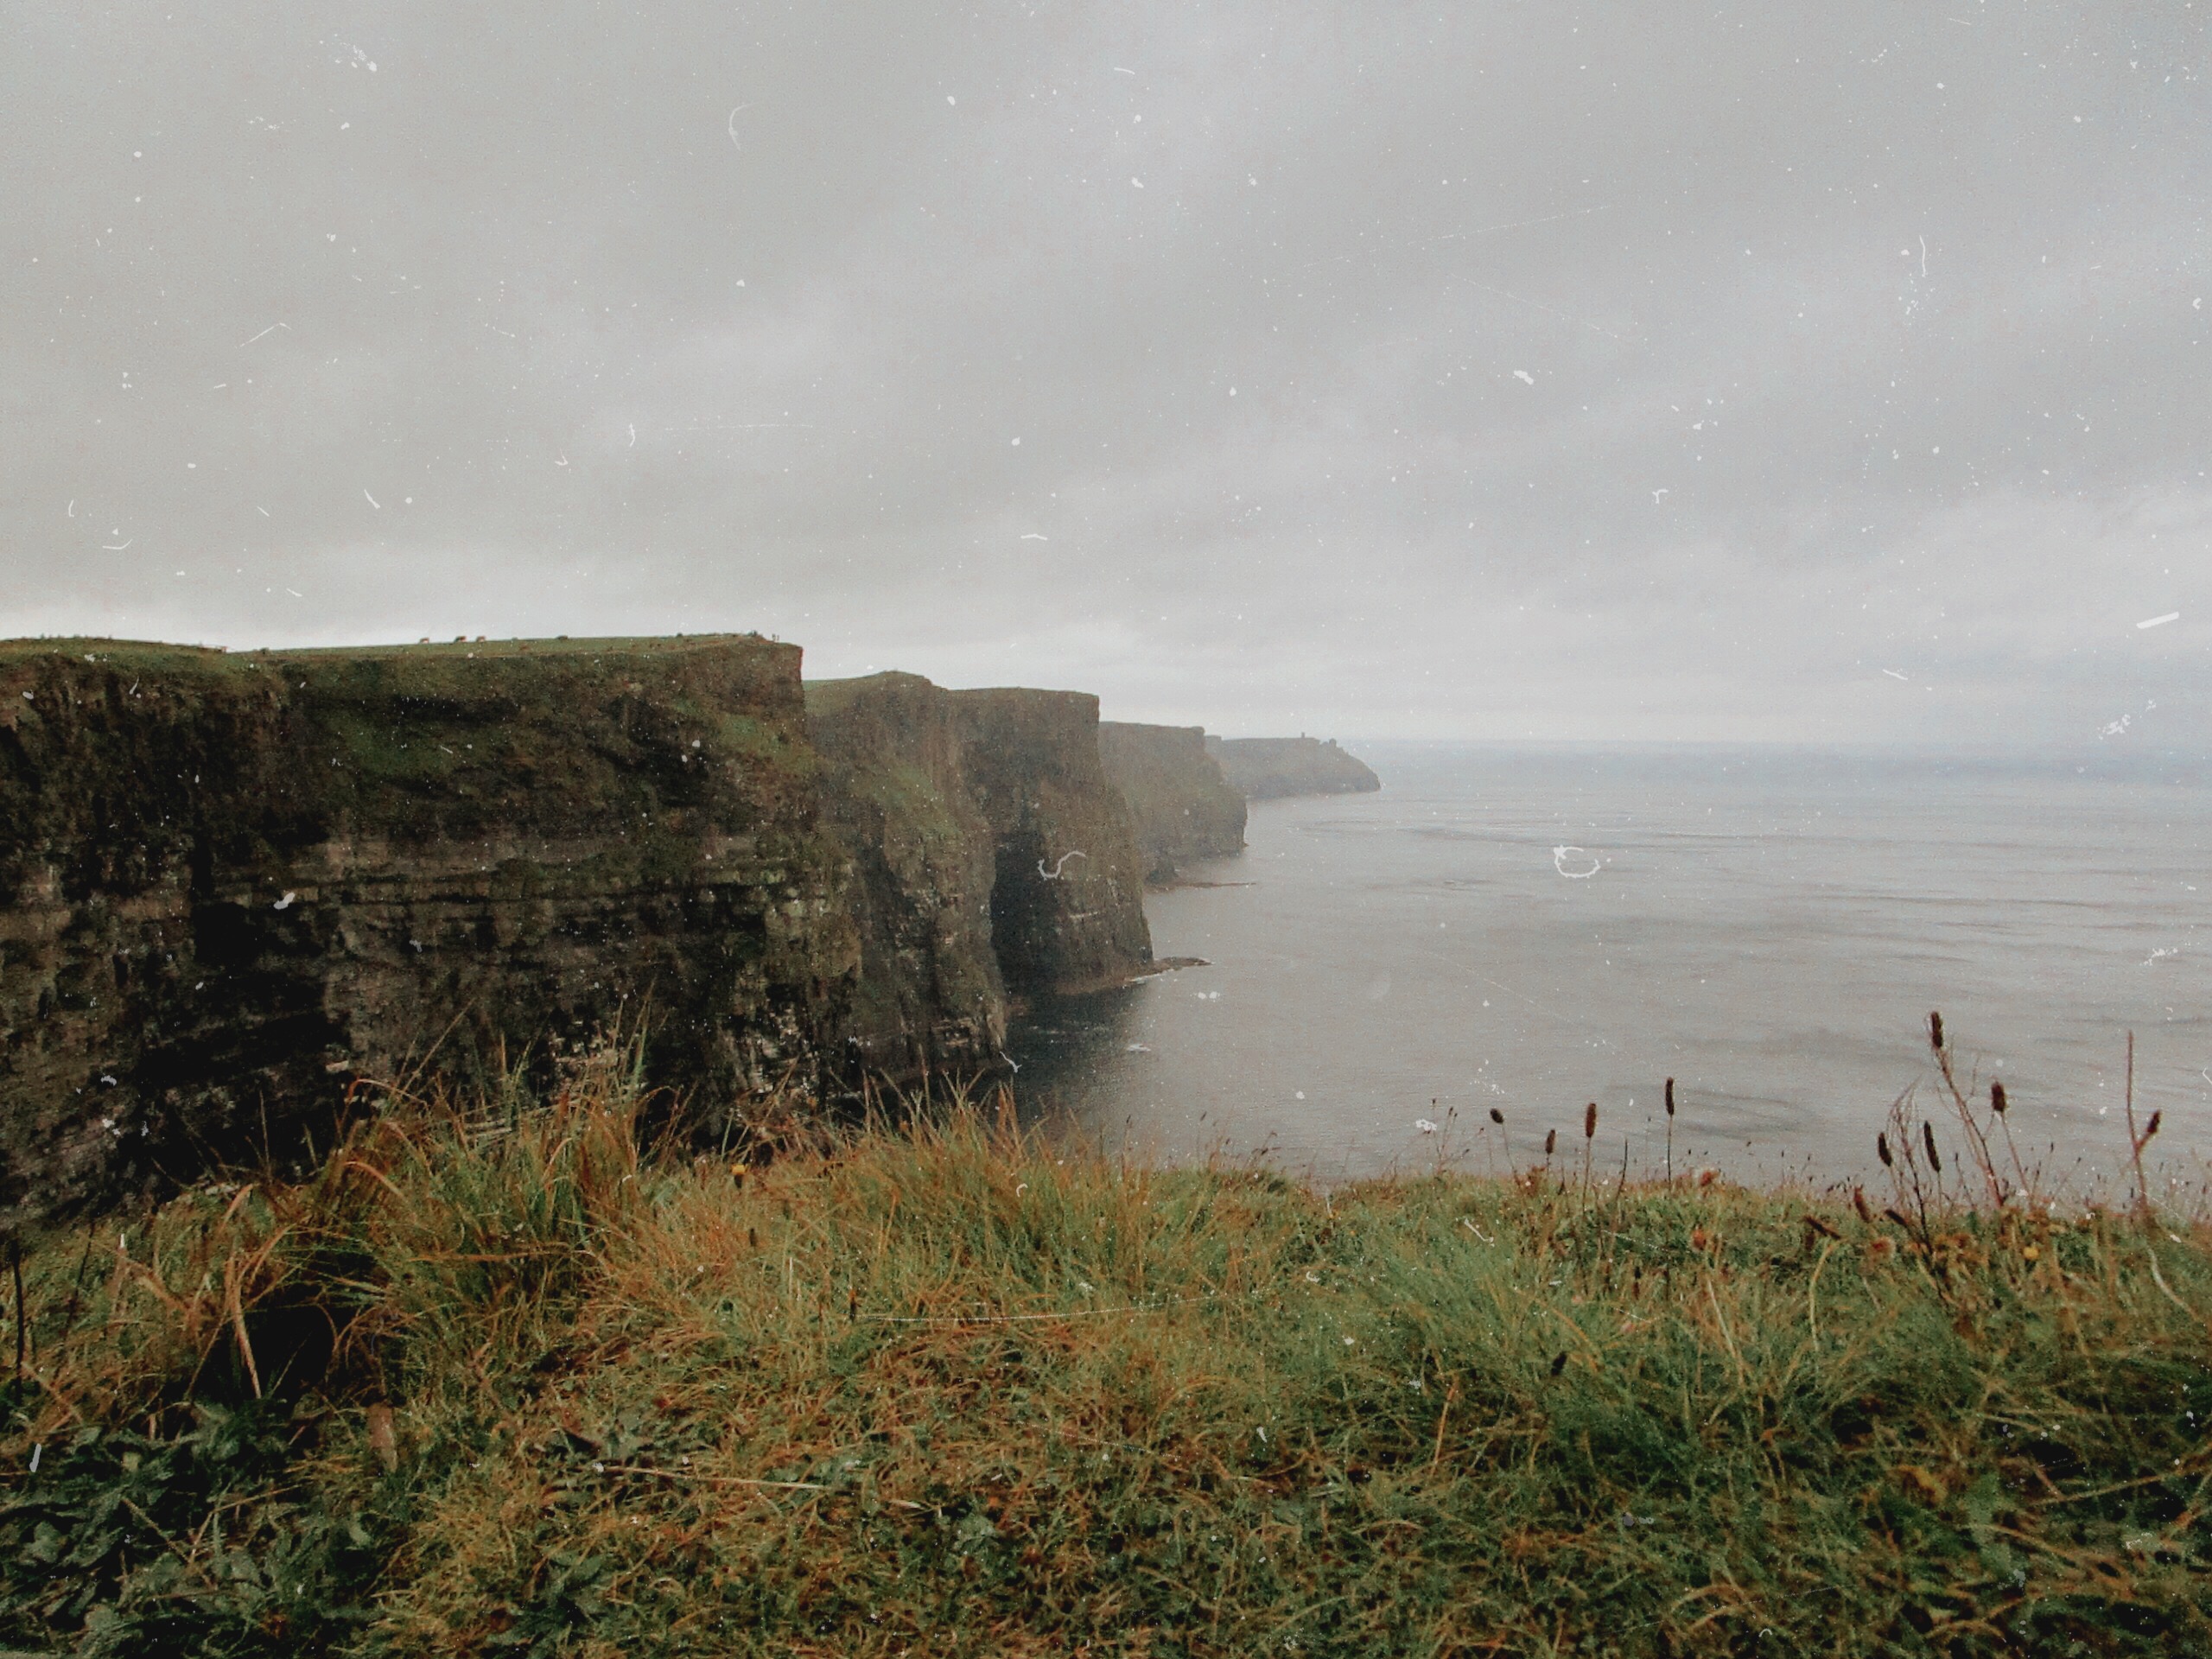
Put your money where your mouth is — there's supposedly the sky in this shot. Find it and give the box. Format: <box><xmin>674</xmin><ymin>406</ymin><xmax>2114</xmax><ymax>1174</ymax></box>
<box><xmin>3</xmin><ymin>0</ymin><xmax>2208</xmax><ymax>744</ymax></box>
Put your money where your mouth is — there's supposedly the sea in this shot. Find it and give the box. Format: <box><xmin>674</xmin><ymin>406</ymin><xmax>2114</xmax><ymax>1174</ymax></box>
<box><xmin>1007</xmin><ymin>743</ymin><xmax>2212</xmax><ymax>1198</ymax></box>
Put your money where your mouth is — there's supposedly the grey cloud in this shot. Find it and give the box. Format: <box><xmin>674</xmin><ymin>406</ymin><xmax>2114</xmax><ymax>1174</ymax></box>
<box><xmin>4</xmin><ymin>0</ymin><xmax>2207</xmax><ymax>745</ymax></box>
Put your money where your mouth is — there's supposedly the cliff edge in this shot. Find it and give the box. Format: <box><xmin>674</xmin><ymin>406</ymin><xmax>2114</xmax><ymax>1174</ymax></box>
<box><xmin>1205</xmin><ymin>735</ymin><xmax>1382</xmax><ymax>800</ymax></box>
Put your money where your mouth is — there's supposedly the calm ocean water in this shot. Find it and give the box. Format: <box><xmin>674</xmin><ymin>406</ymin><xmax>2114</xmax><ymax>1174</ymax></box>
<box><xmin>1008</xmin><ymin>744</ymin><xmax>2212</xmax><ymax>1195</ymax></box>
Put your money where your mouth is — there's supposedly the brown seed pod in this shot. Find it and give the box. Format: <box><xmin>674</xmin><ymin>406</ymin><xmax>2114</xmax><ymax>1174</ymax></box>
<box><xmin>1489</xmin><ymin>1108</ymin><xmax>1504</xmax><ymax>1126</ymax></box>
<box><xmin>1584</xmin><ymin>1102</ymin><xmax>1599</xmax><ymax>1140</ymax></box>
<box><xmin>2143</xmin><ymin>1110</ymin><xmax>2162</xmax><ymax>1143</ymax></box>
<box><xmin>1665</xmin><ymin>1077</ymin><xmax>1675</xmax><ymax>1117</ymax></box>
<box><xmin>1877</xmin><ymin>1133</ymin><xmax>1893</xmax><ymax>1168</ymax></box>
<box><xmin>1922</xmin><ymin>1121</ymin><xmax>1942</xmax><ymax>1173</ymax></box>
<box><xmin>1853</xmin><ymin>1186</ymin><xmax>1874</xmax><ymax>1224</ymax></box>
<box><xmin>1544</xmin><ymin>1128</ymin><xmax>1558</xmax><ymax>1157</ymax></box>
<box><xmin>1989</xmin><ymin>1080</ymin><xmax>2008</xmax><ymax>1116</ymax></box>
<box><xmin>1929</xmin><ymin>1010</ymin><xmax>1945</xmax><ymax>1052</ymax></box>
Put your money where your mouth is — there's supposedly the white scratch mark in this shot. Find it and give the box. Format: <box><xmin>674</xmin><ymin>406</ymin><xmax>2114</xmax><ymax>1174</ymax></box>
<box><xmin>1551</xmin><ymin>846</ymin><xmax>1602</xmax><ymax>880</ymax></box>
<box><xmin>628</xmin><ymin>423</ymin><xmax>637</xmax><ymax>448</ymax></box>
<box><xmin>1513</xmin><ymin>369</ymin><xmax>1535</xmax><ymax>385</ymax></box>
<box><xmin>2138</xmin><ymin>612</ymin><xmax>2180</xmax><ymax>630</ymax></box>
<box><xmin>1881</xmin><ymin>668</ymin><xmax>1909</xmax><ymax>680</ymax></box>
<box><xmin>1112</xmin><ymin>66</ymin><xmax>1135</xmax><ymax>74</ymax></box>
<box><xmin>273</xmin><ymin>891</ymin><xmax>296</xmax><ymax>911</ymax></box>
<box><xmin>239</xmin><ymin>321</ymin><xmax>289</xmax><ymax>347</ymax></box>
<box><xmin>102</xmin><ymin>539</ymin><xmax>131</xmax><ymax>550</ymax></box>
<box><xmin>67</xmin><ymin>499</ymin><xmax>75</xmax><ymax>518</ymax></box>
<box><xmin>726</xmin><ymin>104</ymin><xmax>749</xmax><ymax>149</ymax></box>
<box><xmin>1038</xmin><ymin>849</ymin><xmax>1088</xmax><ymax>880</ymax></box>
<box><xmin>363</xmin><ymin>488</ymin><xmax>380</xmax><ymax>508</ymax></box>
<box><xmin>1020</xmin><ymin>532</ymin><xmax>1048</xmax><ymax>541</ymax></box>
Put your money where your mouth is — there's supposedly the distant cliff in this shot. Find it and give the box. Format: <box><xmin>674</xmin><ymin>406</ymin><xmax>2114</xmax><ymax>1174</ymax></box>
<box><xmin>1</xmin><ymin>639</ymin><xmax>1154</xmax><ymax>1223</ymax></box>
<box><xmin>1205</xmin><ymin>736</ymin><xmax>1382</xmax><ymax>800</ymax></box>
<box><xmin>806</xmin><ymin>674</ymin><xmax>1152</xmax><ymax>1077</ymax></box>
<box><xmin>1096</xmin><ymin>721</ymin><xmax>1246</xmax><ymax>883</ymax></box>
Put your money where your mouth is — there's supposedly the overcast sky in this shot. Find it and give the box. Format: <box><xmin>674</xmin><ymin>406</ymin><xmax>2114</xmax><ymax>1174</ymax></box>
<box><xmin>4</xmin><ymin>1</ymin><xmax>2208</xmax><ymax>743</ymax></box>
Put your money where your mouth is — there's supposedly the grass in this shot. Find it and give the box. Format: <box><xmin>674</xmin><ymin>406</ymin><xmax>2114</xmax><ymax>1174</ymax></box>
<box><xmin>2</xmin><ymin>1041</ymin><xmax>2209</xmax><ymax>1656</ymax></box>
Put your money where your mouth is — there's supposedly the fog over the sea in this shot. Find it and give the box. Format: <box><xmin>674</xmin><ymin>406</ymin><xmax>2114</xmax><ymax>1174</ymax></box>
<box><xmin>4</xmin><ymin>2</ymin><xmax>2208</xmax><ymax>743</ymax></box>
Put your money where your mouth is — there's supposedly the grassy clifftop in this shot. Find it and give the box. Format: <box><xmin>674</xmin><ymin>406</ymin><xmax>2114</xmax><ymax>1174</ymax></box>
<box><xmin>3</xmin><ymin>1050</ymin><xmax>2206</xmax><ymax>1657</ymax></box>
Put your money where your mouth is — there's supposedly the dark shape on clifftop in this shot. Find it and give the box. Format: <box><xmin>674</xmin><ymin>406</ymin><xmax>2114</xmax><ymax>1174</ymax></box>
<box><xmin>0</xmin><ymin>637</ymin><xmax>1154</xmax><ymax>1223</ymax></box>
<box><xmin>1205</xmin><ymin>734</ymin><xmax>1381</xmax><ymax>800</ymax></box>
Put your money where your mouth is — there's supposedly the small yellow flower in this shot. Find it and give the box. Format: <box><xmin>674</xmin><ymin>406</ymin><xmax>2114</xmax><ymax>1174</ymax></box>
<box><xmin>2022</xmin><ymin>1245</ymin><xmax>2041</xmax><ymax>1262</ymax></box>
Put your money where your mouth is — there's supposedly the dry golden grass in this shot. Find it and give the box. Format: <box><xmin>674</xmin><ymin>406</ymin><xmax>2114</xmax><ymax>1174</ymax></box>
<box><xmin>4</xmin><ymin>1040</ymin><xmax>2209</xmax><ymax>1656</ymax></box>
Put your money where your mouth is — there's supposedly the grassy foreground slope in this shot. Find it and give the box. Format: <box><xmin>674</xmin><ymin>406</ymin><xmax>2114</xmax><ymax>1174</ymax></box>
<box><xmin>3</xmin><ymin>1054</ymin><xmax>2208</xmax><ymax>1657</ymax></box>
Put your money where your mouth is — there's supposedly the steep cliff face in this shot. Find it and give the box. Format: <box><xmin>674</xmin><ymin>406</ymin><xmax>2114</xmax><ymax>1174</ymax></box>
<box><xmin>1096</xmin><ymin>721</ymin><xmax>1247</xmax><ymax>884</ymax></box>
<box><xmin>0</xmin><ymin>636</ymin><xmax>854</xmax><ymax>1223</ymax></box>
<box><xmin>1205</xmin><ymin>735</ymin><xmax>1382</xmax><ymax>800</ymax></box>
<box><xmin>803</xmin><ymin>673</ymin><xmax>1004</xmax><ymax>1079</ymax></box>
<box><xmin>805</xmin><ymin>676</ymin><xmax>1154</xmax><ymax>1076</ymax></box>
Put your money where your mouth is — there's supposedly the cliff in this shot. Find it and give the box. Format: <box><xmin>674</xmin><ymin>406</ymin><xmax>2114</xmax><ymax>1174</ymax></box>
<box><xmin>1</xmin><ymin>641</ymin><xmax>1156</xmax><ymax>1220</ymax></box>
<box><xmin>1205</xmin><ymin>735</ymin><xmax>1382</xmax><ymax>799</ymax></box>
<box><xmin>805</xmin><ymin>675</ymin><xmax>1152</xmax><ymax>1076</ymax></box>
<box><xmin>1096</xmin><ymin>721</ymin><xmax>1246</xmax><ymax>883</ymax></box>
<box><xmin>0</xmin><ymin>635</ymin><xmax>854</xmax><ymax>1222</ymax></box>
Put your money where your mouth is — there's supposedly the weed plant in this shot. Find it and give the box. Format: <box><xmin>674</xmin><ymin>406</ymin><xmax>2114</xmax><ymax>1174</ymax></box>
<box><xmin>2</xmin><ymin>1033</ymin><xmax>2208</xmax><ymax>1656</ymax></box>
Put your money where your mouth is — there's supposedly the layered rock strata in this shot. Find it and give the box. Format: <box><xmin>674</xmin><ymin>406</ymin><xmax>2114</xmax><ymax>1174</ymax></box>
<box><xmin>1206</xmin><ymin>735</ymin><xmax>1382</xmax><ymax>799</ymax></box>
<box><xmin>1</xmin><ymin>639</ymin><xmax>1156</xmax><ymax>1221</ymax></box>
<box><xmin>1096</xmin><ymin>721</ymin><xmax>1247</xmax><ymax>884</ymax></box>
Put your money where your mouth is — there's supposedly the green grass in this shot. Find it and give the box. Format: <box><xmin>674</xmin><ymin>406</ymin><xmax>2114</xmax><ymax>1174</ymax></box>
<box><xmin>3</xmin><ymin>1048</ymin><xmax>2208</xmax><ymax>1656</ymax></box>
